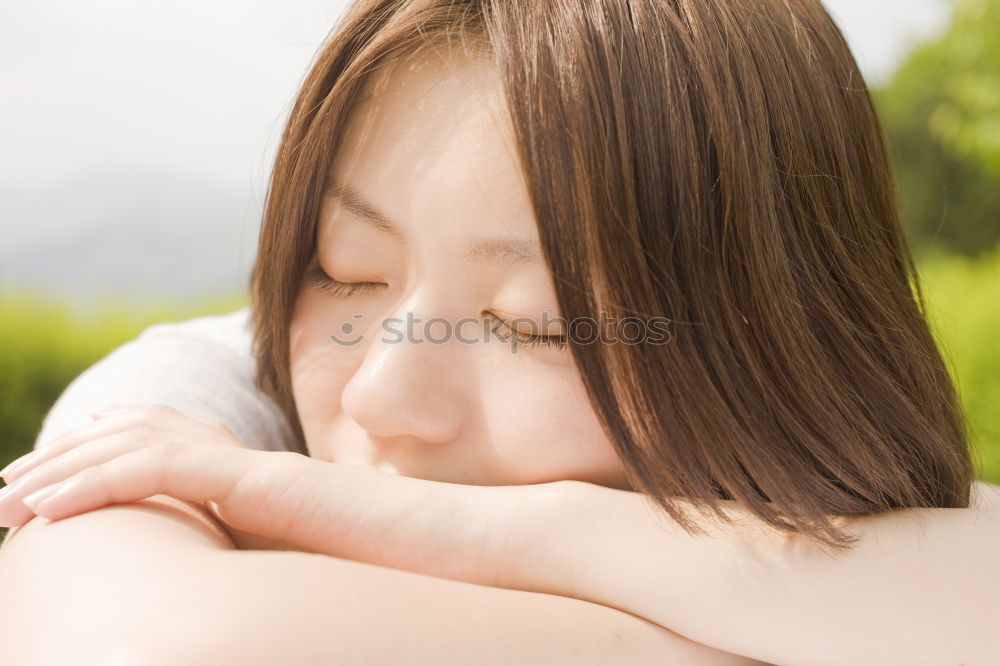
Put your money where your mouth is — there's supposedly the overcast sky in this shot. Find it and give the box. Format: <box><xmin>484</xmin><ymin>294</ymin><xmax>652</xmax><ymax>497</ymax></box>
<box><xmin>0</xmin><ymin>0</ymin><xmax>954</xmax><ymax>306</ymax></box>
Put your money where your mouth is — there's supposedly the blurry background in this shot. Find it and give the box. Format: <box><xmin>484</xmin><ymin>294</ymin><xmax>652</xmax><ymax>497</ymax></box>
<box><xmin>1</xmin><ymin>0</ymin><xmax>998</xmax><ymax>485</ymax></box>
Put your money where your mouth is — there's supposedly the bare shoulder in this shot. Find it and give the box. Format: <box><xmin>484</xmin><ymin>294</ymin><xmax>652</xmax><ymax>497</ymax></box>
<box><xmin>0</xmin><ymin>496</ymin><xmax>234</xmax><ymax>662</ymax></box>
<box><xmin>971</xmin><ymin>480</ymin><xmax>1000</xmax><ymax>510</ymax></box>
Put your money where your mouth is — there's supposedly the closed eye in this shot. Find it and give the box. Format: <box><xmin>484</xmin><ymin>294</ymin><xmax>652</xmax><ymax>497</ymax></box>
<box><xmin>307</xmin><ymin>263</ymin><xmax>383</xmax><ymax>297</ymax></box>
<box><xmin>485</xmin><ymin>312</ymin><xmax>568</xmax><ymax>350</ymax></box>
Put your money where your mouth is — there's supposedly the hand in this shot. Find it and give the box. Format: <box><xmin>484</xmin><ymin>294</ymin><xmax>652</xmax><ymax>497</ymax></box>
<box><xmin>0</xmin><ymin>404</ymin><xmax>515</xmax><ymax>587</ymax></box>
<box><xmin>0</xmin><ymin>404</ymin><xmax>275</xmax><ymax>548</ymax></box>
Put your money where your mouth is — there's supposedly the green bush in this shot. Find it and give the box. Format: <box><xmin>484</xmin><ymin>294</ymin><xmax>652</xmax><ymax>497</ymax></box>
<box><xmin>919</xmin><ymin>246</ymin><xmax>1000</xmax><ymax>483</ymax></box>
<box><xmin>0</xmin><ymin>291</ymin><xmax>247</xmax><ymax>466</ymax></box>
<box><xmin>876</xmin><ymin>0</ymin><xmax>1000</xmax><ymax>257</ymax></box>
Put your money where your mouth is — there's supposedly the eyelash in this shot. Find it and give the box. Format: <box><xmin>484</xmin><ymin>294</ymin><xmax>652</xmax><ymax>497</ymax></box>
<box><xmin>486</xmin><ymin>314</ymin><xmax>569</xmax><ymax>350</ymax></box>
<box><xmin>308</xmin><ymin>263</ymin><xmax>382</xmax><ymax>297</ymax></box>
<box><xmin>308</xmin><ymin>264</ymin><xmax>568</xmax><ymax>350</ymax></box>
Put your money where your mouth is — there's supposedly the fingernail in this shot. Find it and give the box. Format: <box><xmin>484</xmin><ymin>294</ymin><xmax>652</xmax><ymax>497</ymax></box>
<box><xmin>22</xmin><ymin>483</ymin><xmax>66</xmax><ymax>511</ymax></box>
<box><xmin>0</xmin><ymin>450</ymin><xmax>42</xmax><ymax>480</ymax></box>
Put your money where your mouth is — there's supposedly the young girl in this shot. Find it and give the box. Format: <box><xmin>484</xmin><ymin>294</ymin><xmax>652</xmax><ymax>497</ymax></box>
<box><xmin>2</xmin><ymin>0</ymin><xmax>998</xmax><ymax>663</ymax></box>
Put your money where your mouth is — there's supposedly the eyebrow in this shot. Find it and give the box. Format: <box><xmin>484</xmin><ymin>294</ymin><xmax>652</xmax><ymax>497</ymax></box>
<box><xmin>324</xmin><ymin>179</ymin><xmax>542</xmax><ymax>266</ymax></box>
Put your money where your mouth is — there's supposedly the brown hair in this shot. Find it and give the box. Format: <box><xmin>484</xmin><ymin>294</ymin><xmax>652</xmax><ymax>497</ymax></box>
<box><xmin>250</xmin><ymin>0</ymin><xmax>974</xmax><ymax>551</ymax></box>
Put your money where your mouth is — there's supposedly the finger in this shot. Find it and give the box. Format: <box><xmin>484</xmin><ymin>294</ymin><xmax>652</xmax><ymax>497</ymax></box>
<box><xmin>20</xmin><ymin>442</ymin><xmax>259</xmax><ymax>524</ymax></box>
<box><xmin>0</xmin><ymin>403</ymin><xmax>221</xmax><ymax>485</ymax></box>
<box><xmin>23</xmin><ymin>446</ymin><xmax>318</xmax><ymax>555</ymax></box>
<box><xmin>0</xmin><ymin>425</ymin><xmax>222</xmax><ymax>527</ymax></box>
<box><xmin>0</xmin><ymin>413</ymin><xmax>147</xmax><ymax>485</ymax></box>
<box><xmin>92</xmin><ymin>405</ymin><xmax>241</xmax><ymax>447</ymax></box>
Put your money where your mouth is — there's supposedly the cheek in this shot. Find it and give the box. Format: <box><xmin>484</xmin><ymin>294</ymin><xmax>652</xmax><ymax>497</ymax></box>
<box><xmin>289</xmin><ymin>290</ymin><xmax>357</xmax><ymax>441</ymax></box>
<box><xmin>480</xmin><ymin>365</ymin><xmax>626</xmax><ymax>486</ymax></box>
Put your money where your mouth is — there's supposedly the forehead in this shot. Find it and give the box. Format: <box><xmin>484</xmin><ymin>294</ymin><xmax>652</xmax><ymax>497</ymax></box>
<box><xmin>345</xmin><ymin>41</ymin><xmax>506</xmax><ymax>146</ymax></box>
<box><xmin>328</xmin><ymin>44</ymin><xmax>535</xmax><ymax>239</ymax></box>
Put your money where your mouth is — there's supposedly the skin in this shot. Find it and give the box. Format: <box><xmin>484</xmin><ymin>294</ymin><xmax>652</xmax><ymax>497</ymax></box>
<box><xmin>289</xmin><ymin>45</ymin><xmax>633</xmax><ymax>490</ymax></box>
<box><xmin>3</xmin><ymin>40</ymin><xmax>998</xmax><ymax>666</ymax></box>
<box><xmin>0</xmin><ymin>44</ymin><xmax>763</xmax><ymax>664</ymax></box>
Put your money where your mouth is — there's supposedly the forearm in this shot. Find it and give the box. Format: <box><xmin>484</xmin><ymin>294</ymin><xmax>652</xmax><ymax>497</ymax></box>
<box><xmin>0</xmin><ymin>497</ymin><xmax>761</xmax><ymax>666</ymax></box>
<box><xmin>505</xmin><ymin>481</ymin><xmax>1000</xmax><ymax>666</ymax></box>
<box><xmin>146</xmin><ymin>548</ymin><xmax>765</xmax><ymax>666</ymax></box>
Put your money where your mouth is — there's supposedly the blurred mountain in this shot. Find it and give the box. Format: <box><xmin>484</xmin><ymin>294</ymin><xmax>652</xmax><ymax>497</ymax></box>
<box><xmin>0</xmin><ymin>164</ymin><xmax>264</xmax><ymax>311</ymax></box>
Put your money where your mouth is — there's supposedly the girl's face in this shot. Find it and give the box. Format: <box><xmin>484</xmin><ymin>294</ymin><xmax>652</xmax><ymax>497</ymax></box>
<box><xmin>289</xmin><ymin>47</ymin><xmax>631</xmax><ymax>489</ymax></box>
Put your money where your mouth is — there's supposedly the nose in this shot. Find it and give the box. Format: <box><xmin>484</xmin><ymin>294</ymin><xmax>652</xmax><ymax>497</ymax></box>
<box><xmin>339</xmin><ymin>305</ymin><xmax>468</xmax><ymax>444</ymax></box>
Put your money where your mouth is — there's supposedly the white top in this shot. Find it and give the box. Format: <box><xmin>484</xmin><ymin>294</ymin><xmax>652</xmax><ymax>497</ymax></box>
<box><xmin>35</xmin><ymin>307</ymin><xmax>296</xmax><ymax>453</ymax></box>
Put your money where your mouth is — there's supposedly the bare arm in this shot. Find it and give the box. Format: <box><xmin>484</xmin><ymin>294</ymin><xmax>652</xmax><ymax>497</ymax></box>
<box><xmin>498</xmin><ymin>479</ymin><xmax>1000</xmax><ymax>666</ymax></box>
<box><xmin>0</xmin><ymin>317</ymin><xmax>761</xmax><ymax>663</ymax></box>
<box><xmin>0</xmin><ymin>498</ymin><xmax>763</xmax><ymax>665</ymax></box>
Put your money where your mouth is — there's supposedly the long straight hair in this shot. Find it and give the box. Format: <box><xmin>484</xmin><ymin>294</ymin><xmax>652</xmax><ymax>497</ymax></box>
<box><xmin>250</xmin><ymin>0</ymin><xmax>974</xmax><ymax>551</ymax></box>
